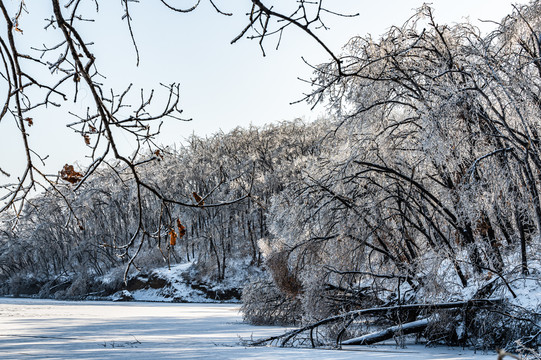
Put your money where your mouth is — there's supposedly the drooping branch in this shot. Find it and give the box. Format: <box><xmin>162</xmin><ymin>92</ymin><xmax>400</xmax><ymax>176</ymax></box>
<box><xmin>250</xmin><ymin>299</ymin><xmax>503</xmax><ymax>347</ymax></box>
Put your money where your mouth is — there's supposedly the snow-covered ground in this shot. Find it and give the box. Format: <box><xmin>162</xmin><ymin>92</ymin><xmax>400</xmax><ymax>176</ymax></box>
<box><xmin>0</xmin><ymin>298</ymin><xmax>500</xmax><ymax>359</ymax></box>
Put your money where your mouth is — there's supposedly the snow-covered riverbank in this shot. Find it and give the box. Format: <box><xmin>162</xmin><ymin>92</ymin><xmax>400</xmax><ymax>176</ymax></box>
<box><xmin>0</xmin><ymin>298</ymin><xmax>499</xmax><ymax>359</ymax></box>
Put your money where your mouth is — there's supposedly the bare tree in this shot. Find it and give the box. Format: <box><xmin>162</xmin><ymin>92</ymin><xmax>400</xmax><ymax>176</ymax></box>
<box><xmin>0</xmin><ymin>1</ymin><xmax>353</xmax><ymax>277</ymax></box>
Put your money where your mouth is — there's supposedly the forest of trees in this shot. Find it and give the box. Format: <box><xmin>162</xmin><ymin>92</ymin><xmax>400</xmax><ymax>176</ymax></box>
<box><xmin>0</xmin><ymin>119</ymin><xmax>326</xmax><ymax>293</ymax></box>
<box><xmin>1</xmin><ymin>0</ymin><xmax>541</xmax><ymax>354</ymax></box>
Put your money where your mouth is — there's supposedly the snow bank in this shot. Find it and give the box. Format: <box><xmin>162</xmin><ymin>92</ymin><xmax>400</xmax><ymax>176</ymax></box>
<box><xmin>108</xmin><ymin>262</ymin><xmax>242</xmax><ymax>303</ymax></box>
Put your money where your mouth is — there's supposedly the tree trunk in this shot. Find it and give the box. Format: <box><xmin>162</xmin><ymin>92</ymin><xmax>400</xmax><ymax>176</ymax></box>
<box><xmin>341</xmin><ymin>317</ymin><xmax>432</xmax><ymax>345</ymax></box>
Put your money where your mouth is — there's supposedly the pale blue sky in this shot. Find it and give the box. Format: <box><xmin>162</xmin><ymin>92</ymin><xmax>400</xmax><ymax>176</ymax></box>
<box><xmin>0</xmin><ymin>0</ymin><xmax>526</xmax><ymax>186</ymax></box>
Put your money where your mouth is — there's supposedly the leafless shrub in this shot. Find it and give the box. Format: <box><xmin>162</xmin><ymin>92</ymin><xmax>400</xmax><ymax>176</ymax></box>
<box><xmin>65</xmin><ymin>275</ymin><xmax>91</xmax><ymax>299</ymax></box>
<box><xmin>241</xmin><ymin>276</ymin><xmax>301</xmax><ymax>326</ymax></box>
<box><xmin>266</xmin><ymin>250</ymin><xmax>303</xmax><ymax>298</ymax></box>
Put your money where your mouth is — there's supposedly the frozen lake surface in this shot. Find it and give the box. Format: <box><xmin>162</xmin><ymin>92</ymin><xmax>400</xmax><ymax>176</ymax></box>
<box><xmin>0</xmin><ymin>298</ymin><xmax>499</xmax><ymax>359</ymax></box>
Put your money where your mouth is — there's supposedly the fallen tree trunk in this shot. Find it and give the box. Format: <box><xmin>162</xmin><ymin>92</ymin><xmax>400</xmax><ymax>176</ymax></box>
<box><xmin>250</xmin><ymin>298</ymin><xmax>503</xmax><ymax>347</ymax></box>
<box><xmin>341</xmin><ymin>317</ymin><xmax>432</xmax><ymax>345</ymax></box>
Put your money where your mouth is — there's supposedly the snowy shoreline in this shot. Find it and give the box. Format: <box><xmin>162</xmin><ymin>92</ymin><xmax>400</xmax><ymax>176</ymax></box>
<box><xmin>0</xmin><ymin>297</ymin><xmax>500</xmax><ymax>359</ymax></box>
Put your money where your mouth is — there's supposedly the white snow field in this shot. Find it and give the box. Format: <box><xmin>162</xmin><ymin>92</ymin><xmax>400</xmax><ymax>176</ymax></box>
<box><xmin>0</xmin><ymin>298</ymin><xmax>499</xmax><ymax>360</ymax></box>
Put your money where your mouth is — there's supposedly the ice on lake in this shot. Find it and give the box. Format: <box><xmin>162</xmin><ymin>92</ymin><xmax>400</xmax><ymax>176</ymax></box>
<box><xmin>0</xmin><ymin>298</ymin><xmax>499</xmax><ymax>359</ymax></box>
